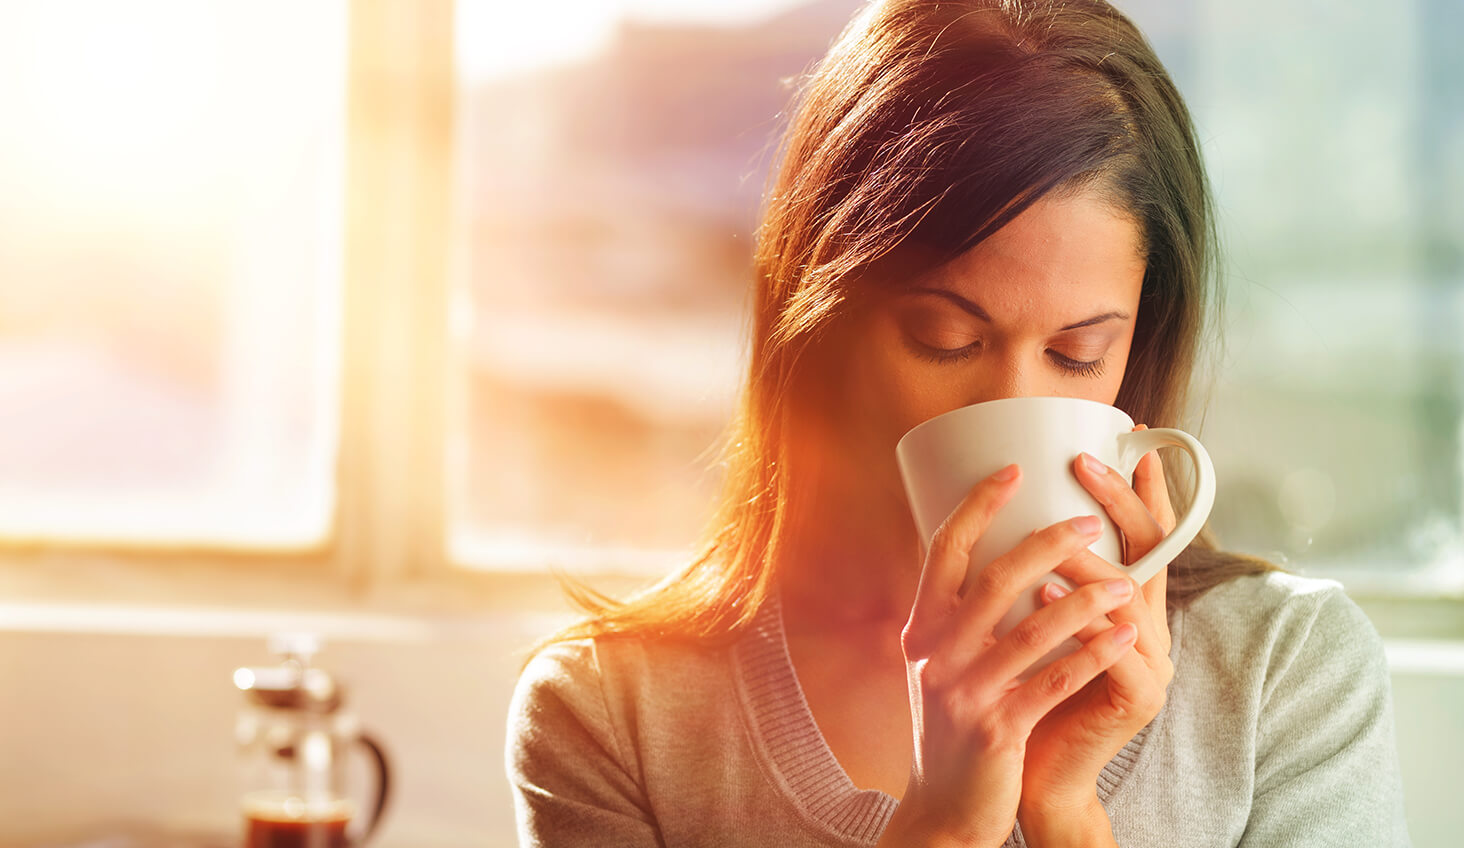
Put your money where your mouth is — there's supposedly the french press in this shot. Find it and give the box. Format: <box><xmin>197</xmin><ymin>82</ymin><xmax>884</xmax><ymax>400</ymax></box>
<box><xmin>234</xmin><ymin>633</ymin><xmax>391</xmax><ymax>848</ymax></box>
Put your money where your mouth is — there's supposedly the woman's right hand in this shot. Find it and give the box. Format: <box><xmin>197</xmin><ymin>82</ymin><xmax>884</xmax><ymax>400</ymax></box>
<box><xmin>877</xmin><ymin>464</ymin><xmax>1139</xmax><ymax>848</ymax></box>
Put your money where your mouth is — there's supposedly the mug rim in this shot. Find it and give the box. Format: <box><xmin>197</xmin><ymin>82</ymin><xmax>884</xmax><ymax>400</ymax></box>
<box><xmin>895</xmin><ymin>396</ymin><xmax>1135</xmax><ymax>457</ymax></box>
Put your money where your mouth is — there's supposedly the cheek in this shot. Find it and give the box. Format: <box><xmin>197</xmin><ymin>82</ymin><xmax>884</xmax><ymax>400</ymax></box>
<box><xmin>846</xmin><ymin>332</ymin><xmax>961</xmax><ymax>453</ymax></box>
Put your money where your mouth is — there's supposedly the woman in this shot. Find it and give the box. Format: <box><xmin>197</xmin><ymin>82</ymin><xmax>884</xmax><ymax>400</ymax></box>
<box><xmin>506</xmin><ymin>1</ymin><xmax>1411</xmax><ymax>845</ymax></box>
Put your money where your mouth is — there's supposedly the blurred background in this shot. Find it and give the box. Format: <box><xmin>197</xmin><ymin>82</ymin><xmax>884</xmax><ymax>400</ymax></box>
<box><xmin>0</xmin><ymin>0</ymin><xmax>1460</xmax><ymax>845</ymax></box>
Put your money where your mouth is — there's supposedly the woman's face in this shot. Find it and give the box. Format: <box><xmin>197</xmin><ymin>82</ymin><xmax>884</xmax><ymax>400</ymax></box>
<box><xmin>829</xmin><ymin>190</ymin><xmax>1147</xmax><ymax>503</ymax></box>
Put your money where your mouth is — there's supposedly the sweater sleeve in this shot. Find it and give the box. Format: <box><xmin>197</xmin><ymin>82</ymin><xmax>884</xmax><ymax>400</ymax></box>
<box><xmin>1238</xmin><ymin>585</ymin><xmax>1411</xmax><ymax>847</ymax></box>
<box><xmin>505</xmin><ymin>640</ymin><xmax>665</xmax><ymax>848</ymax></box>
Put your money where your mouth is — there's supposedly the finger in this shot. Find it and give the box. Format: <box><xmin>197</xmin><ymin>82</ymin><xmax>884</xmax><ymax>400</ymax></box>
<box><xmin>1038</xmin><ymin>578</ymin><xmax>1114</xmax><ymax>643</ymax></box>
<box><xmin>1063</xmin><ymin>610</ymin><xmax>1116</xmax><ymax>645</ymax></box>
<box><xmin>965</xmin><ymin>573</ymin><xmax>1136</xmax><ymax>688</ymax></box>
<box><xmin>929</xmin><ymin>515</ymin><xmax>1104</xmax><ymax>673</ymax></box>
<box><xmin>1138</xmin><ymin>523</ymin><xmax>1169</xmax><ymax>639</ymax></box>
<box><xmin>1047</xmin><ymin>549</ymin><xmax>1170</xmax><ymax>657</ymax></box>
<box><xmin>905</xmin><ymin>464</ymin><xmax>1021</xmax><ymax>656</ymax></box>
<box><xmin>1042</xmin><ymin>589</ymin><xmax>1132</xmax><ymax>645</ymax></box>
<box><xmin>1074</xmin><ymin>451</ymin><xmax>1165</xmax><ymax>563</ymax></box>
<box><xmin>995</xmin><ymin>620</ymin><xmax>1138</xmax><ymax>734</ymax></box>
<box><xmin>1030</xmin><ymin>577</ymin><xmax>1174</xmax><ymax>717</ymax></box>
<box><xmin>1100</xmin><ymin>635</ymin><xmax>1174</xmax><ymax>719</ymax></box>
<box><xmin>1124</xmin><ymin>426</ymin><xmax>1172</xmax><ymax>633</ymax></box>
<box><xmin>1131</xmin><ymin>425</ymin><xmax>1176</xmax><ymax>534</ymax></box>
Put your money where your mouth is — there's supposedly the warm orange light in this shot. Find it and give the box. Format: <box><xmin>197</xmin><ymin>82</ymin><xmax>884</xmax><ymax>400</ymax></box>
<box><xmin>455</xmin><ymin>0</ymin><xmax>808</xmax><ymax>81</ymax></box>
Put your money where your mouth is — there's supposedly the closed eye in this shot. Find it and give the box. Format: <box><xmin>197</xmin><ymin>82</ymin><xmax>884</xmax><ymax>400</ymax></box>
<box><xmin>905</xmin><ymin>336</ymin><xmax>980</xmax><ymax>364</ymax></box>
<box><xmin>1047</xmin><ymin>350</ymin><xmax>1105</xmax><ymax>378</ymax></box>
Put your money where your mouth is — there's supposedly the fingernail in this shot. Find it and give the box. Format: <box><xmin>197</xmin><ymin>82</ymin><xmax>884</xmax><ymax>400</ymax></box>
<box><xmin>1043</xmin><ymin>582</ymin><xmax>1069</xmax><ymax>601</ymax></box>
<box><xmin>1080</xmin><ymin>453</ymin><xmax>1107</xmax><ymax>475</ymax></box>
<box><xmin>994</xmin><ymin>464</ymin><xmax>1020</xmax><ymax>482</ymax></box>
<box><xmin>1105</xmin><ymin>578</ymin><xmax>1134</xmax><ymax>597</ymax></box>
<box><xmin>1113</xmin><ymin>623</ymin><xmax>1138</xmax><ymax>645</ymax></box>
<box><xmin>1072</xmin><ymin>515</ymin><xmax>1102</xmax><ymax>537</ymax></box>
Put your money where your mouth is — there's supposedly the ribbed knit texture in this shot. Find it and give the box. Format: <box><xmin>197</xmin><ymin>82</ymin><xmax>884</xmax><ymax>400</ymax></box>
<box><xmin>733</xmin><ymin>593</ymin><xmax>898</xmax><ymax>843</ymax></box>
<box><xmin>506</xmin><ymin>571</ymin><xmax>1412</xmax><ymax>847</ymax></box>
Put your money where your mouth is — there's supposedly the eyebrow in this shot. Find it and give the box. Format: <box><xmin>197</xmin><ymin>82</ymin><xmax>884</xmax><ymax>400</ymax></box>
<box><xmin>910</xmin><ymin>287</ymin><xmax>1131</xmax><ymax>331</ymax></box>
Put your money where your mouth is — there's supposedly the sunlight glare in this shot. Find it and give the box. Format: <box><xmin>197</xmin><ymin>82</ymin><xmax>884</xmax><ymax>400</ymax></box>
<box><xmin>456</xmin><ymin>0</ymin><xmax>811</xmax><ymax>81</ymax></box>
<box><xmin>0</xmin><ymin>1</ymin><xmax>221</xmax><ymax>212</ymax></box>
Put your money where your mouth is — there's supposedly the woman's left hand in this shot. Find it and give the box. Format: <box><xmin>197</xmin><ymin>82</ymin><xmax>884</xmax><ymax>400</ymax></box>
<box><xmin>1016</xmin><ymin>427</ymin><xmax>1179</xmax><ymax>837</ymax></box>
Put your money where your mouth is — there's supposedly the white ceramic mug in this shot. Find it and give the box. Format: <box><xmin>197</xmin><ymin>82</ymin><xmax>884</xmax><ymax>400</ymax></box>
<box><xmin>895</xmin><ymin>396</ymin><xmax>1216</xmax><ymax>678</ymax></box>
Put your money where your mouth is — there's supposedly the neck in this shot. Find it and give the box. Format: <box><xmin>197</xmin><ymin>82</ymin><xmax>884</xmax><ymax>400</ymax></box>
<box><xmin>776</xmin><ymin>475</ymin><xmax>924</xmax><ymax>634</ymax></box>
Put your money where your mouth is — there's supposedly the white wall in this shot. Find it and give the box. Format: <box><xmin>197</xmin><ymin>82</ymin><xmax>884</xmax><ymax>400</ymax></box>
<box><xmin>0</xmin><ymin>614</ymin><xmax>537</xmax><ymax>847</ymax></box>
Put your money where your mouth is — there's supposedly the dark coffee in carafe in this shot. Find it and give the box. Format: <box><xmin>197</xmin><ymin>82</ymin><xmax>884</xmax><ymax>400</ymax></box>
<box><xmin>243</xmin><ymin>793</ymin><xmax>353</xmax><ymax>848</ymax></box>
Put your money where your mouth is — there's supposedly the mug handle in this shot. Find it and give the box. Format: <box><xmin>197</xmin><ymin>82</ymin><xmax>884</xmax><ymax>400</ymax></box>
<box><xmin>1113</xmin><ymin>427</ymin><xmax>1216</xmax><ymax>586</ymax></box>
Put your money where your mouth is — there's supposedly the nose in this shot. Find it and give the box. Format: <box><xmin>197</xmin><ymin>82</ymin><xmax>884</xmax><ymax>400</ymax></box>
<box><xmin>964</xmin><ymin>347</ymin><xmax>1041</xmax><ymax>405</ymax></box>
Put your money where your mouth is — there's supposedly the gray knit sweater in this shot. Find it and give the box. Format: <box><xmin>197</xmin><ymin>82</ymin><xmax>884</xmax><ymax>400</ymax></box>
<box><xmin>506</xmin><ymin>571</ymin><xmax>1411</xmax><ymax>846</ymax></box>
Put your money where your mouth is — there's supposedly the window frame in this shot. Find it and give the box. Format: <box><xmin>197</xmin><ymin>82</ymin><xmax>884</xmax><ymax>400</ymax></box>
<box><xmin>0</xmin><ymin>0</ymin><xmax>1459</xmax><ymax>640</ymax></box>
<box><xmin>0</xmin><ymin>0</ymin><xmax>509</xmax><ymax>614</ymax></box>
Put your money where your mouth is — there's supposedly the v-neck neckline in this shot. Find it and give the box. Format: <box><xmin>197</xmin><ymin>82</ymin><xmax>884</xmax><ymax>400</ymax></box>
<box><xmin>731</xmin><ymin>591</ymin><xmax>1180</xmax><ymax>846</ymax></box>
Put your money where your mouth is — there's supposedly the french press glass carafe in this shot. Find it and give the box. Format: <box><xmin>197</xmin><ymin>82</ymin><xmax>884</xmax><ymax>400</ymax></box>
<box><xmin>234</xmin><ymin>633</ymin><xmax>391</xmax><ymax>848</ymax></box>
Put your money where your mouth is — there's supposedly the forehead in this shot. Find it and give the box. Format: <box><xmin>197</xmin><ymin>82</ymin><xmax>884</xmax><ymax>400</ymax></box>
<box><xmin>921</xmin><ymin>192</ymin><xmax>1146</xmax><ymax>304</ymax></box>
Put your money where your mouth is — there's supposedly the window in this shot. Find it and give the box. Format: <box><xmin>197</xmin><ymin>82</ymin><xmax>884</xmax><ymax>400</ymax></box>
<box><xmin>1140</xmin><ymin>0</ymin><xmax>1464</xmax><ymax>594</ymax></box>
<box><xmin>450</xmin><ymin>0</ymin><xmax>1464</xmax><ymax>596</ymax></box>
<box><xmin>0</xmin><ymin>0</ymin><xmax>346</xmax><ymax>547</ymax></box>
<box><xmin>449</xmin><ymin>0</ymin><xmax>824</xmax><ymax>571</ymax></box>
<box><xmin>3</xmin><ymin>0</ymin><xmax>1457</xmax><ymax>602</ymax></box>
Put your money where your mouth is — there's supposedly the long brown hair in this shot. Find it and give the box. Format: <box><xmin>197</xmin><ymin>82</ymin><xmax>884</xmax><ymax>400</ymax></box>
<box><xmin>549</xmin><ymin>0</ymin><xmax>1277</xmax><ymax>648</ymax></box>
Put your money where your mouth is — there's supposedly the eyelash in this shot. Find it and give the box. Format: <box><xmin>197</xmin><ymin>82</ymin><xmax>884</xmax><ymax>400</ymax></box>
<box><xmin>1048</xmin><ymin>350</ymin><xmax>1107</xmax><ymax>379</ymax></box>
<box><xmin>905</xmin><ymin>338</ymin><xmax>1107</xmax><ymax>379</ymax></box>
<box><xmin>904</xmin><ymin>337</ymin><xmax>978</xmax><ymax>365</ymax></box>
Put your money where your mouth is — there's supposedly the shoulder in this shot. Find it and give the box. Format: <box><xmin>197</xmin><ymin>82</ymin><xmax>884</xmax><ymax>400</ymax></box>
<box><xmin>508</xmin><ymin>632</ymin><xmax>734</xmax><ymax>744</ymax></box>
<box><xmin>506</xmin><ymin>640</ymin><xmax>613</xmax><ymax>767</ymax></box>
<box><xmin>509</xmin><ymin>639</ymin><xmax>603</xmax><ymax>724</ymax></box>
<box><xmin>1178</xmin><ymin>569</ymin><xmax>1388</xmax><ymax>705</ymax></box>
<box><xmin>505</xmin><ymin>637</ymin><xmax>652</xmax><ymax>796</ymax></box>
<box><xmin>506</xmin><ymin>631</ymin><xmax>744</xmax><ymax>788</ymax></box>
<box><xmin>508</xmin><ymin>637</ymin><xmax>646</xmax><ymax>730</ymax></box>
<box><xmin>512</xmin><ymin>632</ymin><xmax>728</xmax><ymax>704</ymax></box>
<box><xmin>1189</xmin><ymin>568</ymin><xmax>1358</xmax><ymax>623</ymax></box>
<box><xmin>506</xmin><ymin>636</ymin><xmax>701</xmax><ymax>842</ymax></box>
<box><xmin>1184</xmin><ymin>570</ymin><xmax>1379</xmax><ymax>653</ymax></box>
<box><xmin>1175</xmin><ymin>577</ymin><xmax>1410</xmax><ymax>844</ymax></box>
